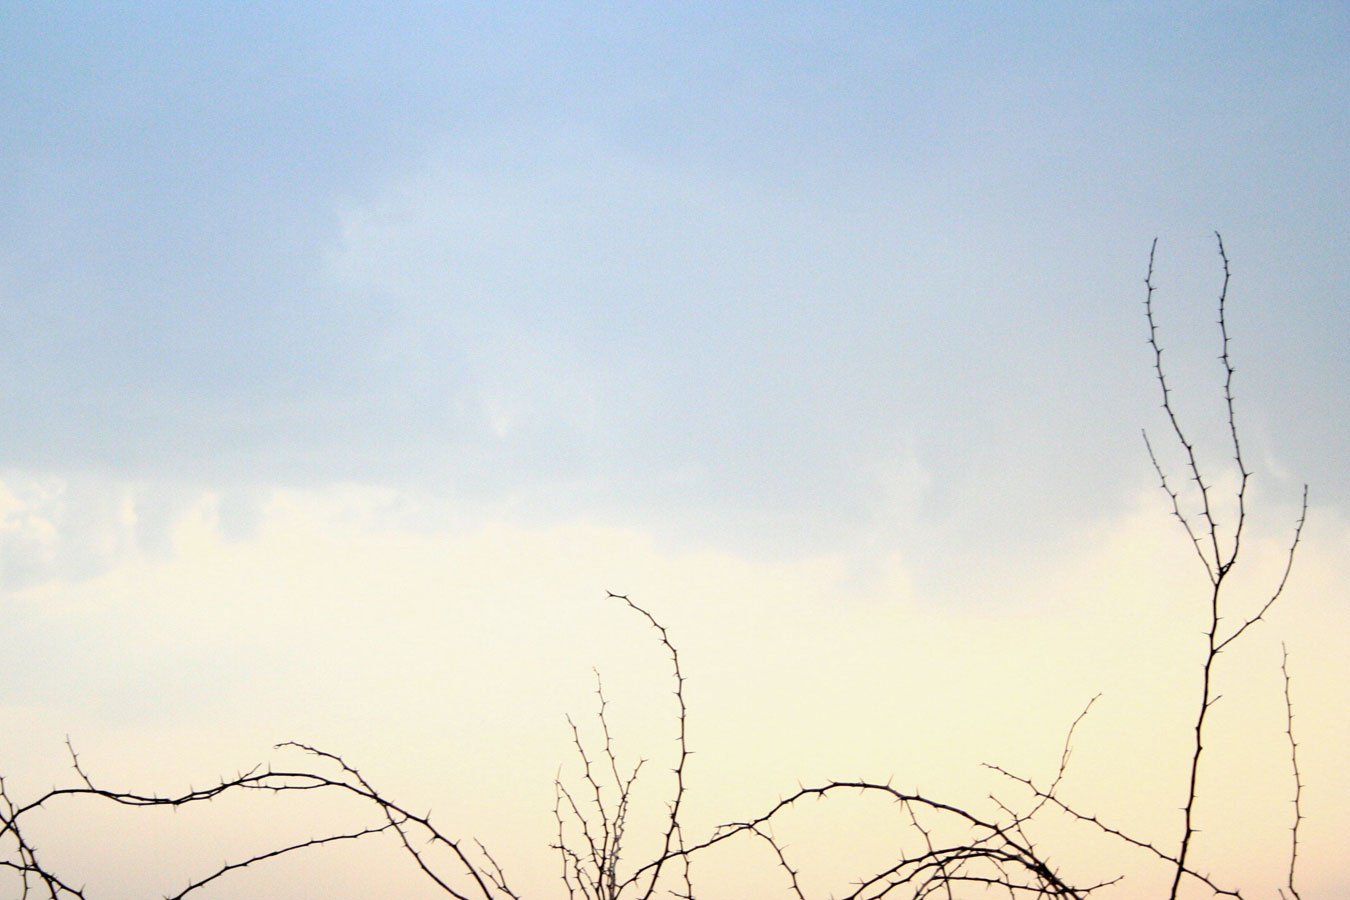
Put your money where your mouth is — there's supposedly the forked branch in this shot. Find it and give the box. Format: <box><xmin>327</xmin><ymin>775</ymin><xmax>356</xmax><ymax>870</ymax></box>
<box><xmin>1143</xmin><ymin>233</ymin><xmax>1307</xmax><ymax>900</ymax></box>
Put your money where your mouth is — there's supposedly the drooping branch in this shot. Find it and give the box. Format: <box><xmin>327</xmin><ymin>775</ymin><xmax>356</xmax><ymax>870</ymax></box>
<box><xmin>628</xmin><ymin>779</ymin><xmax>1089</xmax><ymax>899</ymax></box>
<box><xmin>0</xmin><ymin>742</ymin><xmax>517</xmax><ymax>900</ymax></box>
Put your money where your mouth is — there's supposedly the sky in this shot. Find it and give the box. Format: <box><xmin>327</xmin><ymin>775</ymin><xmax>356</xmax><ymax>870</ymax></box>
<box><xmin>0</xmin><ymin>3</ymin><xmax>1346</xmax><ymax>897</ymax></box>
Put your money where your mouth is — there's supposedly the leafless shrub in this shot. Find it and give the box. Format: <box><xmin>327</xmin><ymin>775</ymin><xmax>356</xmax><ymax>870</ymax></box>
<box><xmin>0</xmin><ymin>236</ymin><xmax>1309</xmax><ymax>898</ymax></box>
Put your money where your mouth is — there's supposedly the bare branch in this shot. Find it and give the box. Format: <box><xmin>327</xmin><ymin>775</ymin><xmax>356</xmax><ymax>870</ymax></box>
<box><xmin>1144</xmin><ymin>235</ymin><xmax>1306</xmax><ymax>900</ymax></box>
<box><xmin>1143</xmin><ymin>237</ymin><xmax>1220</xmax><ymax>583</ymax></box>
<box><xmin>1215</xmin><ymin>485</ymin><xmax>1308</xmax><ymax>653</ymax></box>
<box><xmin>1280</xmin><ymin>644</ymin><xmax>1304</xmax><ymax>900</ymax></box>
<box><xmin>605</xmin><ymin>591</ymin><xmax>690</xmax><ymax>900</ymax></box>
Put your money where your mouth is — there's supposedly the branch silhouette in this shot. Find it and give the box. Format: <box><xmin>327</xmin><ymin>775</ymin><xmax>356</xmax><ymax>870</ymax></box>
<box><xmin>0</xmin><ymin>237</ymin><xmax>1312</xmax><ymax>898</ymax></box>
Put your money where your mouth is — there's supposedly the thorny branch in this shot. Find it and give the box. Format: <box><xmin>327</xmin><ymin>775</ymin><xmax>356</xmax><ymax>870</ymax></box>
<box><xmin>553</xmin><ymin>672</ymin><xmax>645</xmax><ymax>900</ymax></box>
<box><xmin>559</xmin><ymin>596</ymin><xmax>1092</xmax><ymax>899</ymax></box>
<box><xmin>0</xmin><ymin>742</ymin><xmax>518</xmax><ymax>900</ymax></box>
<box><xmin>605</xmin><ymin>592</ymin><xmax>691</xmax><ymax>900</ymax></box>
<box><xmin>0</xmin><ymin>237</ymin><xmax>1314</xmax><ymax>898</ymax></box>
<box><xmin>552</xmin><ymin>592</ymin><xmax>692</xmax><ymax>900</ymax></box>
<box><xmin>1143</xmin><ymin>234</ymin><xmax>1308</xmax><ymax>900</ymax></box>
<box><xmin>1278</xmin><ymin>645</ymin><xmax>1304</xmax><ymax>900</ymax></box>
<box><xmin>630</xmin><ymin>779</ymin><xmax>1090</xmax><ymax>899</ymax></box>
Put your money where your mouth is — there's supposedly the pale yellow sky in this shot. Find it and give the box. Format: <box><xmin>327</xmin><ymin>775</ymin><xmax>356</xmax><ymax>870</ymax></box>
<box><xmin>3</xmin><ymin>479</ymin><xmax>1344</xmax><ymax>897</ymax></box>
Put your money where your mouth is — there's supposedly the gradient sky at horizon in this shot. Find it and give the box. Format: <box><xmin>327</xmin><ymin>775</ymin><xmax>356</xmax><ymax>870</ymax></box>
<box><xmin>1</xmin><ymin>4</ymin><xmax>1346</xmax><ymax>897</ymax></box>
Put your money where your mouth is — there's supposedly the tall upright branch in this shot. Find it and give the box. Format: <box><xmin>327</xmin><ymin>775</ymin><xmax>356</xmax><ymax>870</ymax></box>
<box><xmin>606</xmin><ymin>592</ymin><xmax>690</xmax><ymax>900</ymax></box>
<box><xmin>1143</xmin><ymin>234</ymin><xmax>1307</xmax><ymax>900</ymax></box>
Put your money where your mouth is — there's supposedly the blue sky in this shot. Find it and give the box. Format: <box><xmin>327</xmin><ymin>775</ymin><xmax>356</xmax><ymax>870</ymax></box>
<box><xmin>1</xmin><ymin>4</ymin><xmax>1346</xmax><ymax>897</ymax></box>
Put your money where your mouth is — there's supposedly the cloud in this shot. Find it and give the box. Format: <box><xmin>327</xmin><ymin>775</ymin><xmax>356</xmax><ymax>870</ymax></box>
<box><xmin>1</xmin><ymin>7</ymin><xmax>1345</xmax><ymax>895</ymax></box>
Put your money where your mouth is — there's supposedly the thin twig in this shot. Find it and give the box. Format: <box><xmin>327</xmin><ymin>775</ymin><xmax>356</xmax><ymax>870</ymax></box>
<box><xmin>1279</xmin><ymin>644</ymin><xmax>1304</xmax><ymax>900</ymax></box>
